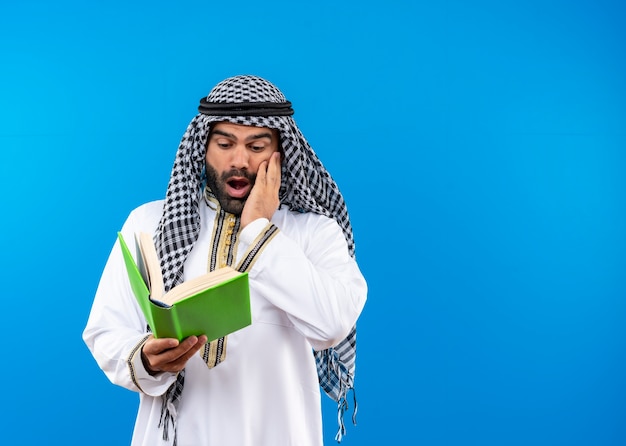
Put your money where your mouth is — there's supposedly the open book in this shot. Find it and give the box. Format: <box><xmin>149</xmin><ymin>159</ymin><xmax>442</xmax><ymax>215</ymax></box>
<box><xmin>117</xmin><ymin>231</ymin><xmax>252</xmax><ymax>341</ymax></box>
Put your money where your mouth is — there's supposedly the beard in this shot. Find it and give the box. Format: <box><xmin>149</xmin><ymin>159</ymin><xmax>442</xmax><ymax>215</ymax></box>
<box><xmin>205</xmin><ymin>163</ymin><xmax>257</xmax><ymax>215</ymax></box>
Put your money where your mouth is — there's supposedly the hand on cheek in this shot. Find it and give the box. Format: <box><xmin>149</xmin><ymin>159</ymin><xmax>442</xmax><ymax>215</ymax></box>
<box><xmin>241</xmin><ymin>152</ymin><xmax>281</xmax><ymax>228</ymax></box>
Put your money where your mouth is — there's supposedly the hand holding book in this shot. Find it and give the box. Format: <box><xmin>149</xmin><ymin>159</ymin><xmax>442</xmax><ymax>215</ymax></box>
<box><xmin>141</xmin><ymin>333</ymin><xmax>208</xmax><ymax>375</ymax></box>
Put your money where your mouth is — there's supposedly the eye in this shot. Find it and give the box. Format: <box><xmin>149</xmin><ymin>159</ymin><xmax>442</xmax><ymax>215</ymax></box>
<box><xmin>250</xmin><ymin>144</ymin><xmax>266</xmax><ymax>152</ymax></box>
<box><xmin>214</xmin><ymin>138</ymin><xmax>232</xmax><ymax>149</ymax></box>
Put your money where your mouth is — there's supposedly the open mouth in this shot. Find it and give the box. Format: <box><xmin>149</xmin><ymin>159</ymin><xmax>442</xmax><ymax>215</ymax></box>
<box><xmin>225</xmin><ymin>177</ymin><xmax>251</xmax><ymax>198</ymax></box>
<box><xmin>228</xmin><ymin>179</ymin><xmax>248</xmax><ymax>190</ymax></box>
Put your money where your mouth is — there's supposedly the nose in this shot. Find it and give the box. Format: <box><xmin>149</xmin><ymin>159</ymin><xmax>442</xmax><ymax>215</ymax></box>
<box><xmin>230</xmin><ymin>145</ymin><xmax>249</xmax><ymax>170</ymax></box>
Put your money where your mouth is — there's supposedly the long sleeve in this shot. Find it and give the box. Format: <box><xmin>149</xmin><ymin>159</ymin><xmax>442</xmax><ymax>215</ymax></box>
<box><xmin>82</xmin><ymin>201</ymin><xmax>178</xmax><ymax>396</ymax></box>
<box><xmin>237</xmin><ymin>212</ymin><xmax>367</xmax><ymax>351</ymax></box>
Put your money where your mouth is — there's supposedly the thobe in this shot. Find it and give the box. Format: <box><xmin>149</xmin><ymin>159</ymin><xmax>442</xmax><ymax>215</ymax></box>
<box><xmin>83</xmin><ymin>197</ymin><xmax>367</xmax><ymax>446</ymax></box>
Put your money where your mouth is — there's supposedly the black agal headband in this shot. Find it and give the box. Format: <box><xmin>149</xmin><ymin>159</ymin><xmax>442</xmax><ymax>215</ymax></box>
<box><xmin>198</xmin><ymin>98</ymin><xmax>294</xmax><ymax>116</ymax></box>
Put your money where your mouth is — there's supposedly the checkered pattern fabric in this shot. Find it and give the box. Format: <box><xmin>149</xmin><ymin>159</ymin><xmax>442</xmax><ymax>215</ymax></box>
<box><xmin>153</xmin><ymin>75</ymin><xmax>359</xmax><ymax>444</ymax></box>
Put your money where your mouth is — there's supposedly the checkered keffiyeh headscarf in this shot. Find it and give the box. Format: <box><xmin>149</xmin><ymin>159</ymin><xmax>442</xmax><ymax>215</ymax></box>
<box><xmin>153</xmin><ymin>75</ymin><xmax>359</xmax><ymax>444</ymax></box>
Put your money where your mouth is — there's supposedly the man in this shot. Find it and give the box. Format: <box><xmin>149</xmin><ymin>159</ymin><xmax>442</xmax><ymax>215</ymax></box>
<box><xmin>83</xmin><ymin>75</ymin><xmax>367</xmax><ymax>446</ymax></box>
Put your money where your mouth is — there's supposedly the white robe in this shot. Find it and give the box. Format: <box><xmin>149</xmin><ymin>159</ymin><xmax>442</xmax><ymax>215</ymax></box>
<box><xmin>83</xmin><ymin>198</ymin><xmax>367</xmax><ymax>446</ymax></box>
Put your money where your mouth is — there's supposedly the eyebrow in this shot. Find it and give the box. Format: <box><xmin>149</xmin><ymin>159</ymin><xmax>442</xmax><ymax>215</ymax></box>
<box><xmin>212</xmin><ymin>129</ymin><xmax>274</xmax><ymax>142</ymax></box>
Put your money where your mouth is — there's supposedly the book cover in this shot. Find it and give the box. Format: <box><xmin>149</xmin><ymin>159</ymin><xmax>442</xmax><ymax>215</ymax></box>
<box><xmin>117</xmin><ymin>232</ymin><xmax>252</xmax><ymax>341</ymax></box>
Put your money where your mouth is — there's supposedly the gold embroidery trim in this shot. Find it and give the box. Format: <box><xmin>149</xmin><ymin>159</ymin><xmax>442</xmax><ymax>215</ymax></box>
<box><xmin>202</xmin><ymin>208</ymin><xmax>240</xmax><ymax>368</ymax></box>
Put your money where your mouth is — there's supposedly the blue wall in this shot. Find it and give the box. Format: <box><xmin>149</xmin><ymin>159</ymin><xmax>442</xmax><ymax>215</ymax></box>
<box><xmin>1</xmin><ymin>1</ymin><xmax>624</xmax><ymax>444</ymax></box>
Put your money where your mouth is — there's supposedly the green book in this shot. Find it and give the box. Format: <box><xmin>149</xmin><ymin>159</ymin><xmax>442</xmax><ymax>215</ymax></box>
<box><xmin>117</xmin><ymin>231</ymin><xmax>252</xmax><ymax>342</ymax></box>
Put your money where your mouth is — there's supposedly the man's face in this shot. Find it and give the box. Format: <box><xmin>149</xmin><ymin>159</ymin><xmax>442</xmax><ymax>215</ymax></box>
<box><xmin>205</xmin><ymin>122</ymin><xmax>280</xmax><ymax>215</ymax></box>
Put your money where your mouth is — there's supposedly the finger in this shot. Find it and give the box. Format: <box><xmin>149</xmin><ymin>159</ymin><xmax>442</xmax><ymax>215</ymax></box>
<box><xmin>161</xmin><ymin>336</ymin><xmax>207</xmax><ymax>371</ymax></box>
<box><xmin>143</xmin><ymin>337</ymin><xmax>179</xmax><ymax>356</ymax></box>
<box><xmin>266</xmin><ymin>152</ymin><xmax>281</xmax><ymax>185</ymax></box>
<box><xmin>145</xmin><ymin>336</ymin><xmax>195</xmax><ymax>362</ymax></box>
<box><xmin>142</xmin><ymin>337</ymin><xmax>179</xmax><ymax>374</ymax></box>
<box><xmin>256</xmin><ymin>159</ymin><xmax>269</xmax><ymax>185</ymax></box>
<box><xmin>171</xmin><ymin>339</ymin><xmax>206</xmax><ymax>367</ymax></box>
<box><xmin>163</xmin><ymin>335</ymin><xmax>201</xmax><ymax>361</ymax></box>
<box><xmin>146</xmin><ymin>336</ymin><xmax>204</xmax><ymax>372</ymax></box>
